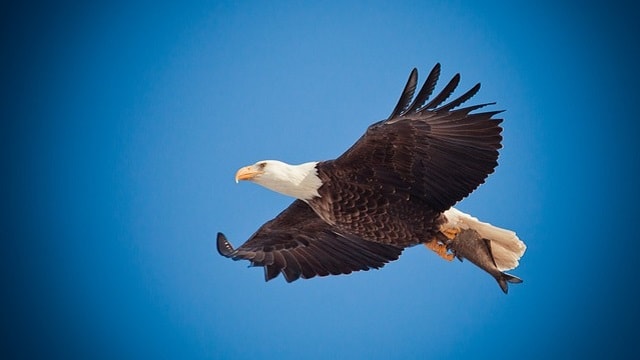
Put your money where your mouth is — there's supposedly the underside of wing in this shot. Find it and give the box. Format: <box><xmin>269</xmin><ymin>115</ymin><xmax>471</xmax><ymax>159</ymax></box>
<box><xmin>334</xmin><ymin>64</ymin><xmax>504</xmax><ymax>212</ymax></box>
<box><xmin>217</xmin><ymin>200</ymin><xmax>403</xmax><ymax>282</ymax></box>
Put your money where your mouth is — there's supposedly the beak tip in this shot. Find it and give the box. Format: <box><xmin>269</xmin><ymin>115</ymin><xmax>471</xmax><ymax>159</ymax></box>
<box><xmin>234</xmin><ymin>166</ymin><xmax>260</xmax><ymax>183</ymax></box>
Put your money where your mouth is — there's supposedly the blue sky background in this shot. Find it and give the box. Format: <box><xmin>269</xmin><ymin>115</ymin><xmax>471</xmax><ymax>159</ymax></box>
<box><xmin>3</xmin><ymin>1</ymin><xmax>639</xmax><ymax>359</ymax></box>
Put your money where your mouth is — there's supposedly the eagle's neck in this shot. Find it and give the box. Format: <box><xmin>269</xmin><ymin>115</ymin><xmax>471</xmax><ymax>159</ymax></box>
<box><xmin>258</xmin><ymin>161</ymin><xmax>323</xmax><ymax>201</ymax></box>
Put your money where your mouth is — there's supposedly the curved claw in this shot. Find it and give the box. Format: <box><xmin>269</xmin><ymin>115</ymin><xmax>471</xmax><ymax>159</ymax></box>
<box><xmin>217</xmin><ymin>232</ymin><xmax>236</xmax><ymax>257</ymax></box>
<box><xmin>424</xmin><ymin>240</ymin><xmax>454</xmax><ymax>261</ymax></box>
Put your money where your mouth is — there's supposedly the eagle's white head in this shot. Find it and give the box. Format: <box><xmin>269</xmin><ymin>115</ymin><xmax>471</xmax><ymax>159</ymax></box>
<box><xmin>235</xmin><ymin>160</ymin><xmax>322</xmax><ymax>201</ymax></box>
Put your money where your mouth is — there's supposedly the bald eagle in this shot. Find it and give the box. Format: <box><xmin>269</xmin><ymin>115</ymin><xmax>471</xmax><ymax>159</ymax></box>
<box><xmin>217</xmin><ymin>64</ymin><xmax>526</xmax><ymax>293</ymax></box>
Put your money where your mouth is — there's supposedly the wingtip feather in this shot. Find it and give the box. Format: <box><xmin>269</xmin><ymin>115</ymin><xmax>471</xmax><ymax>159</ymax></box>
<box><xmin>216</xmin><ymin>232</ymin><xmax>236</xmax><ymax>258</ymax></box>
<box><xmin>388</xmin><ymin>68</ymin><xmax>419</xmax><ymax>119</ymax></box>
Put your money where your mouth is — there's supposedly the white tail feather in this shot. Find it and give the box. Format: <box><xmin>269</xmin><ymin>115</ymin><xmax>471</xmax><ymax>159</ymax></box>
<box><xmin>443</xmin><ymin>207</ymin><xmax>526</xmax><ymax>271</ymax></box>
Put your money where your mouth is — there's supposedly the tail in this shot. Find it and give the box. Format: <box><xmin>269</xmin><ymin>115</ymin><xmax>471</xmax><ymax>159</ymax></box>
<box><xmin>441</xmin><ymin>207</ymin><xmax>526</xmax><ymax>293</ymax></box>
<box><xmin>443</xmin><ymin>207</ymin><xmax>526</xmax><ymax>271</ymax></box>
<box><xmin>496</xmin><ymin>272</ymin><xmax>523</xmax><ymax>294</ymax></box>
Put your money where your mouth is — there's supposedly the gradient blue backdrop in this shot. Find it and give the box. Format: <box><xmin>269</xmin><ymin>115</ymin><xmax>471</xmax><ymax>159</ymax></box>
<box><xmin>4</xmin><ymin>1</ymin><xmax>639</xmax><ymax>359</ymax></box>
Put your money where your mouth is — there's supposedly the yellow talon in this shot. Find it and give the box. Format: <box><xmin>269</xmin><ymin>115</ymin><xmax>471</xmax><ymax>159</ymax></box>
<box><xmin>424</xmin><ymin>240</ymin><xmax>454</xmax><ymax>261</ymax></box>
<box><xmin>441</xmin><ymin>226</ymin><xmax>461</xmax><ymax>240</ymax></box>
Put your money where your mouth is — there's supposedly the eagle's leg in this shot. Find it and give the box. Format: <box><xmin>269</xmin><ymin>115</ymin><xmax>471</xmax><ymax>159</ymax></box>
<box><xmin>441</xmin><ymin>226</ymin><xmax>461</xmax><ymax>241</ymax></box>
<box><xmin>424</xmin><ymin>240</ymin><xmax>454</xmax><ymax>261</ymax></box>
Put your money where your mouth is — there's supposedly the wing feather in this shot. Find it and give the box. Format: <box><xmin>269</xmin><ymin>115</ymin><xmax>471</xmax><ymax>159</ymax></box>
<box><xmin>217</xmin><ymin>200</ymin><xmax>403</xmax><ymax>282</ymax></box>
<box><xmin>422</xmin><ymin>73</ymin><xmax>460</xmax><ymax>110</ymax></box>
<box><xmin>388</xmin><ymin>68</ymin><xmax>418</xmax><ymax>119</ymax></box>
<box><xmin>435</xmin><ymin>83</ymin><xmax>481</xmax><ymax>112</ymax></box>
<box><xmin>404</xmin><ymin>63</ymin><xmax>441</xmax><ymax>115</ymax></box>
<box><xmin>333</xmin><ymin>65</ymin><xmax>504</xmax><ymax>213</ymax></box>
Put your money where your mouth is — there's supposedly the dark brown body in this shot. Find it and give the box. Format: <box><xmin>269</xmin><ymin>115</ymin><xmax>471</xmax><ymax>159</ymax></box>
<box><xmin>310</xmin><ymin>160</ymin><xmax>445</xmax><ymax>248</ymax></box>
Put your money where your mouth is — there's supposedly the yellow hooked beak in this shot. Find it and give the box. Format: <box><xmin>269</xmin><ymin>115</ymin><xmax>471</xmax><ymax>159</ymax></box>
<box><xmin>235</xmin><ymin>165</ymin><xmax>264</xmax><ymax>183</ymax></box>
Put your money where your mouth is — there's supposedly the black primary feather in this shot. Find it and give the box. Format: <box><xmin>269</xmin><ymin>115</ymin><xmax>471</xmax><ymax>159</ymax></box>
<box><xmin>387</xmin><ymin>68</ymin><xmax>418</xmax><ymax>119</ymax></box>
<box><xmin>404</xmin><ymin>63</ymin><xmax>441</xmax><ymax>115</ymax></box>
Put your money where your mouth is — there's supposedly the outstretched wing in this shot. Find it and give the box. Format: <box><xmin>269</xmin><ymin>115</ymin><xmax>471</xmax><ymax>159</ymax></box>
<box><xmin>334</xmin><ymin>63</ymin><xmax>503</xmax><ymax>213</ymax></box>
<box><xmin>217</xmin><ymin>200</ymin><xmax>403</xmax><ymax>282</ymax></box>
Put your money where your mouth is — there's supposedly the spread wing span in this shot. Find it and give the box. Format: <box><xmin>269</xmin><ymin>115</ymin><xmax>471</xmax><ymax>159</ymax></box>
<box><xmin>334</xmin><ymin>63</ymin><xmax>504</xmax><ymax>213</ymax></box>
<box><xmin>217</xmin><ymin>200</ymin><xmax>403</xmax><ymax>282</ymax></box>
